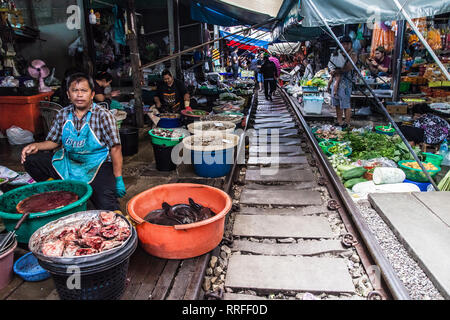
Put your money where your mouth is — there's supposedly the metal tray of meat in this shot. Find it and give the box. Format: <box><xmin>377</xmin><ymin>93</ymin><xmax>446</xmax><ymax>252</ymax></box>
<box><xmin>29</xmin><ymin>210</ymin><xmax>133</xmax><ymax>265</ymax></box>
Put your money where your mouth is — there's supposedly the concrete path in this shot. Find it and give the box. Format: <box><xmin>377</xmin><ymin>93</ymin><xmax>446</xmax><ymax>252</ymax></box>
<box><xmin>369</xmin><ymin>192</ymin><xmax>450</xmax><ymax>298</ymax></box>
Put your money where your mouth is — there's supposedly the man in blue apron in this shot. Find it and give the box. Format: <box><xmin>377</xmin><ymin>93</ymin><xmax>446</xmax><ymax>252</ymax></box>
<box><xmin>21</xmin><ymin>73</ymin><xmax>125</xmax><ymax>211</ymax></box>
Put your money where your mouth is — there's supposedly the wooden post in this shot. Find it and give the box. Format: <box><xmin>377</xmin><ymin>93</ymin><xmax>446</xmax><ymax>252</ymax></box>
<box><xmin>174</xmin><ymin>0</ymin><xmax>182</xmax><ymax>79</ymax></box>
<box><xmin>126</xmin><ymin>0</ymin><xmax>144</xmax><ymax>128</ymax></box>
<box><xmin>167</xmin><ymin>0</ymin><xmax>176</xmax><ymax>76</ymax></box>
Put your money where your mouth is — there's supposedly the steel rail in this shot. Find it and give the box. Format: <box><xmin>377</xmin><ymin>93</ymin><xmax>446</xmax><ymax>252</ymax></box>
<box><xmin>304</xmin><ymin>0</ymin><xmax>439</xmax><ymax>191</ymax></box>
<box><xmin>279</xmin><ymin>87</ymin><xmax>411</xmax><ymax>300</ymax></box>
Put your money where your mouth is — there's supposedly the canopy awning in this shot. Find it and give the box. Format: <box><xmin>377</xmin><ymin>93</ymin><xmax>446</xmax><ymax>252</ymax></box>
<box><xmin>190</xmin><ymin>0</ymin><xmax>279</xmax><ymax>28</ymax></box>
<box><xmin>219</xmin><ymin>29</ymin><xmax>271</xmax><ymax>51</ymax></box>
<box><xmin>298</xmin><ymin>0</ymin><xmax>450</xmax><ymax>27</ymax></box>
<box><xmin>268</xmin><ymin>42</ymin><xmax>301</xmax><ymax>55</ymax></box>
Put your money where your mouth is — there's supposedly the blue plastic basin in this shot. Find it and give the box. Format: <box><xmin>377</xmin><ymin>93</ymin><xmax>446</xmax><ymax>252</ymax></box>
<box><xmin>157</xmin><ymin>115</ymin><xmax>182</xmax><ymax>128</ymax></box>
<box><xmin>191</xmin><ymin>148</ymin><xmax>234</xmax><ymax>178</ymax></box>
<box><xmin>403</xmin><ymin>179</ymin><xmax>431</xmax><ymax>192</ymax></box>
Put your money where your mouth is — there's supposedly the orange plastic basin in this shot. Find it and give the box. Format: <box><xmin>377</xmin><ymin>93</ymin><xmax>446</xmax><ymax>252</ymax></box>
<box><xmin>127</xmin><ymin>183</ymin><xmax>232</xmax><ymax>259</ymax></box>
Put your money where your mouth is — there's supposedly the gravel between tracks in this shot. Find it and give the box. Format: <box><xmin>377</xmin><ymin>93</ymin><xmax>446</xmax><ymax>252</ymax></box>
<box><xmin>356</xmin><ymin>200</ymin><xmax>444</xmax><ymax>300</ymax></box>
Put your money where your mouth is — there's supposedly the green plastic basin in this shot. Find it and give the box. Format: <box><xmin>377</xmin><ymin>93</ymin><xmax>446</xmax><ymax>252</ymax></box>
<box><xmin>0</xmin><ymin>180</ymin><xmax>92</xmax><ymax>243</ymax></box>
<box><xmin>398</xmin><ymin>160</ymin><xmax>441</xmax><ymax>182</ymax></box>
<box><xmin>422</xmin><ymin>152</ymin><xmax>443</xmax><ymax>167</ymax></box>
<box><xmin>148</xmin><ymin>129</ymin><xmax>184</xmax><ymax>147</ymax></box>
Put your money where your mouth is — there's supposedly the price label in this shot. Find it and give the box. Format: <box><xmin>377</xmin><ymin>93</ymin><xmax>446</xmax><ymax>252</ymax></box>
<box><xmin>214</xmin><ymin>122</ymin><xmax>224</xmax><ymax>127</ymax></box>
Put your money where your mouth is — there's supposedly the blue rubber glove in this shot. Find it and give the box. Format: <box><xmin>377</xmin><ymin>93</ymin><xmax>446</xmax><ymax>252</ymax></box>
<box><xmin>115</xmin><ymin>176</ymin><xmax>126</xmax><ymax>198</ymax></box>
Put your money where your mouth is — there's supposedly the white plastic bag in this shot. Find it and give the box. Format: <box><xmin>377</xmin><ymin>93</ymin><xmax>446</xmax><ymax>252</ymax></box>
<box><xmin>6</xmin><ymin>126</ymin><xmax>34</xmax><ymax>145</ymax></box>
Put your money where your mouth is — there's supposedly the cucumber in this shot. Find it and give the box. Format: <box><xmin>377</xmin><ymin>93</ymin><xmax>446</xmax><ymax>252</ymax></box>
<box><xmin>337</xmin><ymin>164</ymin><xmax>357</xmax><ymax>172</ymax></box>
<box><xmin>344</xmin><ymin>178</ymin><xmax>368</xmax><ymax>189</ymax></box>
<box><xmin>342</xmin><ymin>167</ymin><xmax>367</xmax><ymax>180</ymax></box>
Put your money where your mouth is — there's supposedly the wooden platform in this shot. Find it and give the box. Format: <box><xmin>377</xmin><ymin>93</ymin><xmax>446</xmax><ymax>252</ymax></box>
<box><xmin>0</xmin><ymin>135</ymin><xmax>225</xmax><ymax>300</ymax></box>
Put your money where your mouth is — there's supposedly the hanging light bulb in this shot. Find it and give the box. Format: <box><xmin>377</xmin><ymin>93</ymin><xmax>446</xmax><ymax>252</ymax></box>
<box><xmin>89</xmin><ymin>9</ymin><xmax>97</xmax><ymax>25</ymax></box>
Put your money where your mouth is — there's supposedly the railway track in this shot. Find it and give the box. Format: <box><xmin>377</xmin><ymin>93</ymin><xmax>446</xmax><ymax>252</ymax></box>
<box><xmin>203</xmin><ymin>87</ymin><xmax>411</xmax><ymax>301</ymax></box>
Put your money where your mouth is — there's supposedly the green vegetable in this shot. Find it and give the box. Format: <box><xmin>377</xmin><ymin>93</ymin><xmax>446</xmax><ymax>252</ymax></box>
<box><xmin>337</xmin><ymin>164</ymin><xmax>357</xmax><ymax>172</ymax></box>
<box><xmin>342</xmin><ymin>167</ymin><xmax>367</xmax><ymax>180</ymax></box>
<box><xmin>344</xmin><ymin>178</ymin><xmax>368</xmax><ymax>189</ymax></box>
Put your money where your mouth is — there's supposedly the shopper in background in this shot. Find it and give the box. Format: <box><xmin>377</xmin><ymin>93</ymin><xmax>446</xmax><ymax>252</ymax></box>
<box><xmin>368</xmin><ymin>46</ymin><xmax>391</xmax><ymax>76</ymax></box>
<box><xmin>256</xmin><ymin>51</ymin><xmax>264</xmax><ymax>91</ymax></box>
<box><xmin>260</xmin><ymin>54</ymin><xmax>277</xmax><ymax>101</ymax></box>
<box><xmin>301</xmin><ymin>58</ymin><xmax>314</xmax><ymax>81</ymax></box>
<box><xmin>231</xmin><ymin>47</ymin><xmax>239</xmax><ymax>79</ymax></box>
<box><xmin>331</xmin><ymin>36</ymin><xmax>358</xmax><ymax>128</ymax></box>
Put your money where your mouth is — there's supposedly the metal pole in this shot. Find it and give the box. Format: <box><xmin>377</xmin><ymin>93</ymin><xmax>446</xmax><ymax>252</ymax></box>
<box><xmin>140</xmin><ymin>18</ymin><xmax>276</xmax><ymax>70</ymax></box>
<box><xmin>392</xmin><ymin>0</ymin><xmax>450</xmax><ymax>80</ymax></box>
<box><xmin>304</xmin><ymin>0</ymin><xmax>439</xmax><ymax>191</ymax></box>
<box><xmin>392</xmin><ymin>20</ymin><xmax>406</xmax><ymax>102</ymax></box>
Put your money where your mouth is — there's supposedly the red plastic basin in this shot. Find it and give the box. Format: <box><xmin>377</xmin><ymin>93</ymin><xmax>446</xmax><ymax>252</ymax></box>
<box><xmin>0</xmin><ymin>240</ymin><xmax>17</xmax><ymax>290</ymax></box>
<box><xmin>127</xmin><ymin>183</ymin><xmax>232</xmax><ymax>259</ymax></box>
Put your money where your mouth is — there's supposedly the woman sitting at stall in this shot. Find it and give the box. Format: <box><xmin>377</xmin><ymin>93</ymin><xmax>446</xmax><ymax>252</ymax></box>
<box><xmin>399</xmin><ymin>103</ymin><xmax>450</xmax><ymax>150</ymax></box>
<box><xmin>154</xmin><ymin>69</ymin><xmax>190</xmax><ymax>114</ymax></box>
<box><xmin>94</xmin><ymin>71</ymin><xmax>121</xmax><ymax>108</ymax></box>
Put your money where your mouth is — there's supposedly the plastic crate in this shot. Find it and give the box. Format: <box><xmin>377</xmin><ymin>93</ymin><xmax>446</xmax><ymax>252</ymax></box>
<box><xmin>303</xmin><ymin>95</ymin><xmax>323</xmax><ymax>115</ymax></box>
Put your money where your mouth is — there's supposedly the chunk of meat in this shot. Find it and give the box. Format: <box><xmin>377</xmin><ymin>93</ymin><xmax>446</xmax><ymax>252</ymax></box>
<box><xmin>79</xmin><ymin>236</ymin><xmax>103</xmax><ymax>250</ymax></box>
<box><xmin>114</xmin><ymin>217</ymin><xmax>129</xmax><ymax>229</ymax></box>
<box><xmin>42</xmin><ymin>240</ymin><xmax>65</xmax><ymax>257</ymax></box>
<box><xmin>99</xmin><ymin>211</ymin><xmax>117</xmax><ymax>226</ymax></box>
<box><xmin>54</xmin><ymin>226</ymin><xmax>78</xmax><ymax>240</ymax></box>
<box><xmin>75</xmin><ymin>248</ymin><xmax>98</xmax><ymax>256</ymax></box>
<box><xmin>100</xmin><ymin>240</ymin><xmax>122</xmax><ymax>251</ymax></box>
<box><xmin>99</xmin><ymin>224</ymin><xmax>119</xmax><ymax>239</ymax></box>
<box><xmin>63</xmin><ymin>243</ymin><xmax>79</xmax><ymax>257</ymax></box>
<box><xmin>115</xmin><ymin>227</ymin><xmax>131</xmax><ymax>242</ymax></box>
<box><xmin>79</xmin><ymin>220</ymin><xmax>102</xmax><ymax>238</ymax></box>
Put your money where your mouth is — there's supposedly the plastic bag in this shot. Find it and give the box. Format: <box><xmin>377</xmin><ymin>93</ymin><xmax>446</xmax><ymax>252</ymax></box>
<box><xmin>6</xmin><ymin>126</ymin><xmax>34</xmax><ymax>145</ymax></box>
<box><xmin>8</xmin><ymin>172</ymin><xmax>35</xmax><ymax>185</ymax></box>
<box><xmin>0</xmin><ymin>165</ymin><xmax>19</xmax><ymax>180</ymax></box>
<box><xmin>351</xmin><ymin>157</ymin><xmax>397</xmax><ymax>168</ymax></box>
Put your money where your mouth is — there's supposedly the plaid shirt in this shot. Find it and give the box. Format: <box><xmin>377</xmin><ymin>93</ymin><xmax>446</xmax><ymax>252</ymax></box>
<box><xmin>46</xmin><ymin>103</ymin><xmax>121</xmax><ymax>161</ymax></box>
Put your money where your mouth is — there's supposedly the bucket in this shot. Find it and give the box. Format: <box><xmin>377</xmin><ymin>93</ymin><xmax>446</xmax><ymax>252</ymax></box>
<box><xmin>119</xmin><ymin>127</ymin><xmax>139</xmax><ymax>156</ymax></box>
<box><xmin>157</xmin><ymin>113</ymin><xmax>182</xmax><ymax>128</ymax></box>
<box><xmin>152</xmin><ymin>143</ymin><xmax>177</xmax><ymax>171</ymax></box>
<box><xmin>187</xmin><ymin>121</ymin><xmax>236</xmax><ymax>135</ymax></box>
<box><xmin>0</xmin><ymin>238</ymin><xmax>17</xmax><ymax>290</ymax></box>
<box><xmin>0</xmin><ymin>180</ymin><xmax>92</xmax><ymax>243</ymax></box>
<box><xmin>148</xmin><ymin>129</ymin><xmax>184</xmax><ymax>147</ymax></box>
<box><xmin>182</xmin><ymin>133</ymin><xmax>240</xmax><ymax>178</ymax></box>
<box><xmin>29</xmin><ymin>210</ymin><xmax>137</xmax><ymax>300</ymax></box>
<box><xmin>127</xmin><ymin>183</ymin><xmax>232</xmax><ymax>259</ymax></box>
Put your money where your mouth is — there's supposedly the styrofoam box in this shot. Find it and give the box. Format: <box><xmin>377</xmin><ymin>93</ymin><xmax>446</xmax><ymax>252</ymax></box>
<box><xmin>303</xmin><ymin>96</ymin><xmax>324</xmax><ymax>114</ymax></box>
